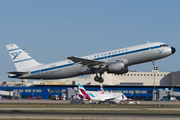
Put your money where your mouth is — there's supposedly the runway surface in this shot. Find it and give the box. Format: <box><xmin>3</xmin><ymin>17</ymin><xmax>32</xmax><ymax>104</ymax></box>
<box><xmin>0</xmin><ymin>107</ymin><xmax>180</xmax><ymax>111</ymax></box>
<box><xmin>0</xmin><ymin>99</ymin><xmax>180</xmax><ymax>105</ymax></box>
<box><xmin>0</xmin><ymin>99</ymin><xmax>180</xmax><ymax>119</ymax></box>
<box><xmin>1</xmin><ymin>110</ymin><xmax>180</xmax><ymax>120</ymax></box>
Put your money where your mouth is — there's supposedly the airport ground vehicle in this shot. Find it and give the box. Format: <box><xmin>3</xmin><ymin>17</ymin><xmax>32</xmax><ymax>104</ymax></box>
<box><xmin>51</xmin><ymin>95</ymin><xmax>59</xmax><ymax>100</ymax></box>
<box><xmin>126</xmin><ymin>101</ymin><xmax>134</xmax><ymax>104</ymax></box>
<box><xmin>136</xmin><ymin>101</ymin><xmax>141</xmax><ymax>104</ymax></box>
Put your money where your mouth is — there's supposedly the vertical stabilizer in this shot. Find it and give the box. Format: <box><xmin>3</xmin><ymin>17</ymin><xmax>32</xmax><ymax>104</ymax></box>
<box><xmin>6</xmin><ymin>44</ymin><xmax>42</xmax><ymax>71</ymax></box>
<box><xmin>100</xmin><ymin>85</ymin><xmax>104</xmax><ymax>94</ymax></box>
<box><xmin>122</xmin><ymin>93</ymin><xmax>128</xmax><ymax>100</ymax></box>
<box><xmin>78</xmin><ymin>83</ymin><xmax>86</xmax><ymax>94</ymax></box>
<box><xmin>78</xmin><ymin>83</ymin><xmax>91</xmax><ymax>100</ymax></box>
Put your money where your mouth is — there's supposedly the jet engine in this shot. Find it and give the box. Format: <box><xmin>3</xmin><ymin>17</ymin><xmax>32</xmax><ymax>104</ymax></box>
<box><xmin>114</xmin><ymin>98</ymin><xmax>121</xmax><ymax>104</ymax></box>
<box><xmin>105</xmin><ymin>61</ymin><xmax>128</xmax><ymax>74</ymax></box>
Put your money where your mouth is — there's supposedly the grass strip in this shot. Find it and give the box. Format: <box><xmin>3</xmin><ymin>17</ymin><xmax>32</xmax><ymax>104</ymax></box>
<box><xmin>0</xmin><ymin>103</ymin><xmax>180</xmax><ymax>108</ymax></box>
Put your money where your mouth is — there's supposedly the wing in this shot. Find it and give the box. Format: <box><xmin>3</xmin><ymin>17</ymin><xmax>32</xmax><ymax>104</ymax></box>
<box><xmin>67</xmin><ymin>56</ymin><xmax>109</xmax><ymax>68</ymax></box>
<box><xmin>100</xmin><ymin>96</ymin><xmax>118</xmax><ymax>102</ymax></box>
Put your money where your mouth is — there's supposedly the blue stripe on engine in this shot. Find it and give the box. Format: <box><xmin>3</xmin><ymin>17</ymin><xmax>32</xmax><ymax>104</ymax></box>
<box><xmin>31</xmin><ymin>45</ymin><xmax>160</xmax><ymax>75</ymax></box>
<box><xmin>9</xmin><ymin>48</ymin><xmax>20</xmax><ymax>51</ymax></box>
<box><xmin>14</xmin><ymin>58</ymin><xmax>33</xmax><ymax>63</ymax></box>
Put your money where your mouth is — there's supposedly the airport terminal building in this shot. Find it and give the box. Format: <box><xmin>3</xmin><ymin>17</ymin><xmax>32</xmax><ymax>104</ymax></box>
<box><xmin>0</xmin><ymin>70</ymin><xmax>180</xmax><ymax>101</ymax></box>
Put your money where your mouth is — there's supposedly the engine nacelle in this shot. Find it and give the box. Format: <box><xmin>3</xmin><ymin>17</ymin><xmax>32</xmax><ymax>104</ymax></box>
<box><xmin>107</xmin><ymin>61</ymin><xmax>128</xmax><ymax>74</ymax></box>
<box><xmin>114</xmin><ymin>98</ymin><xmax>121</xmax><ymax>104</ymax></box>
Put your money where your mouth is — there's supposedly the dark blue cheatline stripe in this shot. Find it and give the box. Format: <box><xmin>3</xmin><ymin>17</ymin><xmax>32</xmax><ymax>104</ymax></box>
<box><xmin>31</xmin><ymin>63</ymin><xmax>75</xmax><ymax>74</ymax></box>
<box><xmin>31</xmin><ymin>45</ymin><xmax>160</xmax><ymax>75</ymax></box>
<box><xmin>92</xmin><ymin>46</ymin><xmax>160</xmax><ymax>61</ymax></box>
<box><xmin>14</xmin><ymin>58</ymin><xmax>33</xmax><ymax>63</ymax></box>
<box><xmin>8</xmin><ymin>48</ymin><xmax>20</xmax><ymax>52</ymax></box>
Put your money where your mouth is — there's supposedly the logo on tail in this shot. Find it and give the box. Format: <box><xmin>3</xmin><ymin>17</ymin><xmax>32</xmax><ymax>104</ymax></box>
<box><xmin>100</xmin><ymin>85</ymin><xmax>104</xmax><ymax>94</ymax></box>
<box><xmin>78</xmin><ymin>83</ymin><xmax>91</xmax><ymax>100</ymax></box>
<box><xmin>11</xmin><ymin>51</ymin><xmax>22</xmax><ymax>60</ymax></box>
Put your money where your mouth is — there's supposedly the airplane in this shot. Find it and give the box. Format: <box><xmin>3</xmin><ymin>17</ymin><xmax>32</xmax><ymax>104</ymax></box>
<box><xmin>6</xmin><ymin>42</ymin><xmax>176</xmax><ymax>83</ymax></box>
<box><xmin>77</xmin><ymin>83</ymin><xmax>127</xmax><ymax>104</ymax></box>
<box><xmin>100</xmin><ymin>85</ymin><xmax>128</xmax><ymax>103</ymax></box>
<box><xmin>85</xmin><ymin>84</ymin><xmax>127</xmax><ymax>103</ymax></box>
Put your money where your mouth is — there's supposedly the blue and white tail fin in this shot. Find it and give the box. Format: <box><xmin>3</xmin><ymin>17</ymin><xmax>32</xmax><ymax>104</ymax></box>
<box><xmin>100</xmin><ymin>85</ymin><xmax>105</xmax><ymax>94</ymax></box>
<box><xmin>6</xmin><ymin>44</ymin><xmax>42</xmax><ymax>71</ymax></box>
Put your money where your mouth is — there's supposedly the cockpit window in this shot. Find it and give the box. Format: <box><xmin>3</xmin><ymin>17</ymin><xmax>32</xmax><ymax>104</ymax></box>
<box><xmin>160</xmin><ymin>44</ymin><xmax>168</xmax><ymax>47</ymax></box>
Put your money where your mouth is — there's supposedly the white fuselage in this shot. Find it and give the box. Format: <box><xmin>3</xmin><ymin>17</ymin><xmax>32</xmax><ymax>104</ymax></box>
<box><xmin>86</xmin><ymin>91</ymin><xmax>127</xmax><ymax>101</ymax></box>
<box><xmin>8</xmin><ymin>42</ymin><xmax>175</xmax><ymax>79</ymax></box>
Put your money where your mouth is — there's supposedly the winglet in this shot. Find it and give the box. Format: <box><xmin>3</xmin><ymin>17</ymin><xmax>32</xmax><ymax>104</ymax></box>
<box><xmin>62</xmin><ymin>55</ymin><xmax>67</xmax><ymax>60</ymax></box>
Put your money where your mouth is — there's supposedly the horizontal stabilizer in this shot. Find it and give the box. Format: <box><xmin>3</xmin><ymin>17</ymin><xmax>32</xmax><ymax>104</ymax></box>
<box><xmin>8</xmin><ymin>71</ymin><xmax>29</xmax><ymax>75</ymax></box>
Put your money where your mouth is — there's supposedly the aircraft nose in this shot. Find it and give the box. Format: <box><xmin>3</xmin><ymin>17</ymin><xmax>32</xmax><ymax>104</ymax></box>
<box><xmin>171</xmin><ymin>47</ymin><xmax>176</xmax><ymax>54</ymax></box>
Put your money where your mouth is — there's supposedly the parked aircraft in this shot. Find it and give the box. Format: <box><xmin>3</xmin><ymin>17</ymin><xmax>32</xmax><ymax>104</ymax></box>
<box><xmin>77</xmin><ymin>83</ymin><xmax>127</xmax><ymax>104</ymax></box>
<box><xmin>83</xmin><ymin>84</ymin><xmax>127</xmax><ymax>103</ymax></box>
<box><xmin>6</xmin><ymin>42</ymin><xmax>175</xmax><ymax>83</ymax></box>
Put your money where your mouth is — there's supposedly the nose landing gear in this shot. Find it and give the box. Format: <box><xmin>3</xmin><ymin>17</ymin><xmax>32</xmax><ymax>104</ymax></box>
<box><xmin>152</xmin><ymin>60</ymin><xmax>158</xmax><ymax>70</ymax></box>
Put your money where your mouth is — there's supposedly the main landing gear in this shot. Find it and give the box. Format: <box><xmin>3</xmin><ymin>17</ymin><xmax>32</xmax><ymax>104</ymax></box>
<box><xmin>94</xmin><ymin>76</ymin><xmax>104</xmax><ymax>83</ymax></box>
<box><xmin>94</xmin><ymin>69</ymin><xmax>104</xmax><ymax>83</ymax></box>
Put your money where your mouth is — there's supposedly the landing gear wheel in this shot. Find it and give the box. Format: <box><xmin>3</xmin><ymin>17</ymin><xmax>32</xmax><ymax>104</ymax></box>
<box><xmin>94</xmin><ymin>76</ymin><xmax>99</xmax><ymax>82</ymax></box>
<box><xmin>152</xmin><ymin>60</ymin><xmax>158</xmax><ymax>70</ymax></box>
<box><xmin>154</xmin><ymin>67</ymin><xmax>158</xmax><ymax>70</ymax></box>
<box><xmin>99</xmin><ymin>77</ymin><xmax>104</xmax><ymax>83</ymax></box>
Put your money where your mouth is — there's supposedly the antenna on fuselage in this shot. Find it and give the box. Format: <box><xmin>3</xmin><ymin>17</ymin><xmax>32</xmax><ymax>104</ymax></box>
<box><xmin>62</xmin><ymin>55</ymin><xmax>67</xmax><ymax>60</ymax></box>
<box><xmin>23</xmin><ymin>49</ymin><xmax>30</xmax><ymax>55</ymax></box>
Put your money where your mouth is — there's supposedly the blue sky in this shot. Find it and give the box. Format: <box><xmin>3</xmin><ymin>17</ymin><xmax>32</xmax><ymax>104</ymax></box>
<box><xmin>0</xmin><ymin>1</ymin><xmax>179</xmax><ymax>82</ymax></box>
